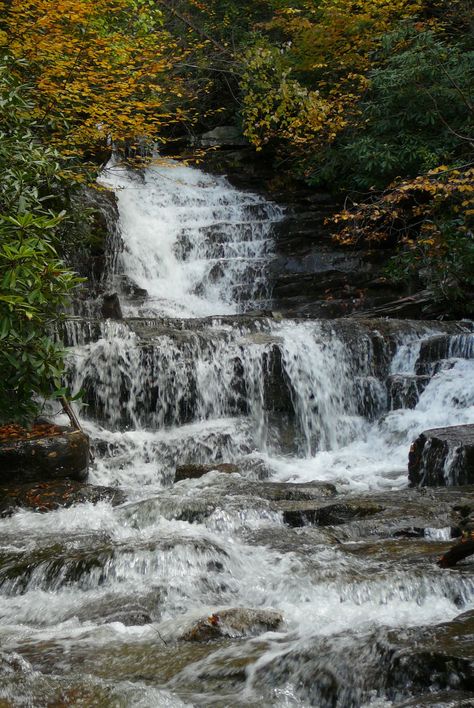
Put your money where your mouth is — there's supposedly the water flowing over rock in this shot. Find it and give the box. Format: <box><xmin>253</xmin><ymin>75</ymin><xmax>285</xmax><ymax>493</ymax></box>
<box><xmin>180</xmin><ymin>607</ymin><xmax>282</xmax><ymax>641</ymax></box>
<box><xmin>0</xmin><ymin>480</ymin><xmax>125</xmax><ymax>516</ymax></box>
<box><xmin>98</xmin><ymin>160</ymin><xmax>283</xmax><ymax>318</ymax></box>
<box><xmin>2</xmin><ymin>159</ymin><xmax>474</xmax><ymax>707</ymax></box>
<box><xmin>175</xmin><ymin>462</ymin><xmax>240</xmax><ymax>482</ymax></box>
<box><xmin>409</xmin><ymin>425</ymin><xmax>474</xmax><ymax>487</ymax></box>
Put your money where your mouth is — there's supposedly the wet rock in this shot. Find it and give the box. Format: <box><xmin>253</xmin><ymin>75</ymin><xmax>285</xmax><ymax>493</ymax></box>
<box><xmin>101</xmin><ymin>292</ymin><xmax>122</xmax><ymax>319</ymax></box>
<box><xmin>69</xmin><ymin>184</ymin><xmax>119</xmax><ymax>299</ymax></box>
<box><xmin>388</xmin><ymin>610</ymin><xmax>474</xmax><ymax>696</ymax></box>
<box><xmin>415</xmin><ymin>332</ymin><xmax>474</xmax><ymax>376</ymax></box>
<box><xmin>180</xmin><ymin>608</ymin><xmax>282</xmax><ymax>642</ymax></box>
<box><xmin>262</xmin><ymin>345</ymin><xmax>294</xmax><ymax>413</ymax></box>
<box><xmin>0</xmin><ymin>543</ymin><xmax>115</xmax><ymax>593</ymax></box>
<box><xmin>73</xmin><ymin>594</ymin><xmax>156</xmax><ymax>626</ymax></box>
<box><xmin>254</xmin><ymin>481</ymin><xmax>336</xmax><ymax>502</ymax></box>
<box><xmin>115</xmin><ymin>275</ymin><xmax>148</xmax><ymax>300</ymax></box>
<box><xmin>0</xmin><ymin>428</ymin><xmax>90</xmax><ymax>485</ymax></box>
<box><xmin>254</xmin><ymin>612</ymin><xmax>474</xmax><ymax>707</ymax></box>
<box><xmin>394</xmin><ymin>691</ymin><xmax>474</xmax><ymax>707</ymax></box>
<box><xmin>197</xmin><ymin>126</ymin><xmax>248</xmax><ymax>148</ymax></box>
<box><xmin>234</xmin><ymin>457</ymin><xmax>273</xmax><ymax>480</ymax></box>
<box><xmin>388</xmin><ymin>374</ymin><xmax>431</xmax><ymax>410</ymax></box>
<box><xmin>281</xmin><ymin>500</ymin><xmax>383</xmax><ymax>527</ymax></box>
<box><xmin>0</xmin><ymin>479</ymin><xmax>125</xmax><ymax>516</ymax></box>
<box><xmin>175</xmin><ymin>462</ymin><xmax>240</xmax><ymax>482</ymax></box>
<box><xmin>408</xmin><ymin>425</ymin><xmax>474</xmax><ymax>487</ymax></box>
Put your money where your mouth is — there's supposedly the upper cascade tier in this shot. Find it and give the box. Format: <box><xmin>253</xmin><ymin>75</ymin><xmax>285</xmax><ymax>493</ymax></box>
<box><xmin>99</xmin><ymin>160</ymin><xmax>283</xmax><ymax>318</ymax></box>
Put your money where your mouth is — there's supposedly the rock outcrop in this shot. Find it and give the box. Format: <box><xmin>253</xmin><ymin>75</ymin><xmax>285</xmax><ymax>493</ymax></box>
<box><xmin>175</xmin><ymin>462</ymin><xmax>240</xmax><ymax>482</ymax></box>
<box><xmin>0</xmin><ymin>479</ymin><xmax>125</xmax><ymax>516</ymax></box>
<box><xmin>409</xmin><ymin>425</ymin><xmax>474</xmax><ymax>487</ymax></box>
<box><xmin>0</xmin><ymin>428</ymin><xmax>90</xmax><ymax>484</ymax></box>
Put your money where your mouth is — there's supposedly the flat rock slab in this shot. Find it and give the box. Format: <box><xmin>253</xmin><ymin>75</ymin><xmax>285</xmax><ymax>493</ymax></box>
<box><xmin>409</xmin><ymin>425</ymin><xmax>474</xmax><ymax>487</ymax></box>
<box><xmin>275</xmin><ymin>486</ymin><xmax>474</xmax><ymax>539</ymax></box>
<box><xmin>0</xmin><ymin>479</ymin><xmax>126</xmax><ymax>516</ymax></box>
<box><xmin>0</xmin><ymin>428</ymin><xmax>90</xmax><ymax>484</ymax></box>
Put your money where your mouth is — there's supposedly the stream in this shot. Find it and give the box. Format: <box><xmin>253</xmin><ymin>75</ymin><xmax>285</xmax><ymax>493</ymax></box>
<box><xmin>1</xmin><ymin>161</ymin><xmax>474</xmax><ymax>706</ymax></box>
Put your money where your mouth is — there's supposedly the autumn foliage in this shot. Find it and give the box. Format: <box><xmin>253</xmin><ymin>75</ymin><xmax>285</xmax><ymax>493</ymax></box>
<box><xmin>333</xmin><ymin>167</ymin><xmax>474</xmax><ymax>306</ymax></box>
<box><xmin>2</xmin><ymin>0</ymin><xmax>203</xmax><ymax>156</ymax></box>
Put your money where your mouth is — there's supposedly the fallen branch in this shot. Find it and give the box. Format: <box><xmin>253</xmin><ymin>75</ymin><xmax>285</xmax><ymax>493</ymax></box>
<box><xmin>61</xmin><ymin>396</ymin><xmax>94</xmax><ymax>463</ymax></box>
<box><xmin>438</xmin><ymin>537</ymin><xmax>474</xmax><ymax>568</ymax></box>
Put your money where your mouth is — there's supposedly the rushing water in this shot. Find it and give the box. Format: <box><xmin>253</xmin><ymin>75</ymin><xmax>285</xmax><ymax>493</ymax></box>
<box><xmin>1</xmin><ymin>162</ymin><xmax>474</xmax><ymax>707</ymax></box>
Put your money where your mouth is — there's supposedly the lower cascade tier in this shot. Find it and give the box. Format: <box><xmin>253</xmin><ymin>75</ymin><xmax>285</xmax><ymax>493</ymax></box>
<box><xmin>4</xmin><ymin>143</ymin><xmax>474</xmax><ymax>706</ymax></box>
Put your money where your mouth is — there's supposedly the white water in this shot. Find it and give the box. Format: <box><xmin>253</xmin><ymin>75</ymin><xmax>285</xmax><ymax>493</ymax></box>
<box><xmin>99</xmin><ymin>160</ymin><xmax>283</xmax><ymax>317</ymax></box>
<box><xmin>2</xmin><ymin>162</ymin><xmax>474</xmax><ymax>706</ymax></box>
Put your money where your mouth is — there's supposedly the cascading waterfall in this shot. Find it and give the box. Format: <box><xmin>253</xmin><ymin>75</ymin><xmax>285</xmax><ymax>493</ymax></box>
<box><xmin>1</xmin><ymin>160</ymin><xmax>474</xmax><ymax>707</ymax></box>
<box><xmin>99</xmin><ymin>160</ymin><xmax>283</xmax><ymax>317</ymax></box>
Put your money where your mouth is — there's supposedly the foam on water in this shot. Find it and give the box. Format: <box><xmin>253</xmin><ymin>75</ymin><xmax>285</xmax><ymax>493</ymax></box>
<box><xmin>99</xmin><ymin>159</ymin><xmax>283</xmax><ymax>317</ymax></box>
<box><xmin>2</xmin><ymin>160</ymin><xmax>474</xmax><ymax>706</ymax></box>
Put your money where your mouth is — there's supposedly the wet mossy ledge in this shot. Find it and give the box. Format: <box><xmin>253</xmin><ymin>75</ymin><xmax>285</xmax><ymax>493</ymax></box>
<box><xmin>0</xmin><ymin>426</ymin><xmax>90</xmax><ymax>485</ymax></box>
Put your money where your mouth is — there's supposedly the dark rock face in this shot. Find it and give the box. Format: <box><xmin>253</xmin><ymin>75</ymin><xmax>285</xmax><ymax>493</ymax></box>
<box><xmin>408</xmin><ymin>425</ymin><xmax>474</xmax><ymax>487</ymax></box>
<box><xmin>281</xmin><ymin>499</ymin><xmax>384</xmax><ymax>528</ymax></box>
<box><xmin>388</xmin><ymin>610</ymin><xmax>474</xmax><ymax>697</ymax></box>
<box><xmin>268</xmin><ymin>200</ymin><xmax>412</xmax><ymax>318</ymax></box>
<box><xmin>101</xmin><ymin>292</ymin><xmax>123</xmax><ymax>320</ymax></box>
<box><xmin>0</xmin><ymin>479</ymin><xmax>125</xmax><ymax>516</ymax></box>
<box><xmin>415</xmin><ymin>333</ymin><xmax>474</xmax><ymax>376</ymax></box>
<box><xmin>388</xmin><ymin>374</ymin><xmax>431</xmax><ymax>410</ymax></box>
<box><xmin>0</xmin><ymin>429</ymin><xmax>90</xmax><ymax>484</ymax></box>
<box><xmin>175</xmin><ymin>462</ymin><xmax>240</xmax><ymax>482</ymax></box>
<box><xmin>70</xmin><ymin>185</ymin><xmax>120</xmax><ymax>311</ymax></box>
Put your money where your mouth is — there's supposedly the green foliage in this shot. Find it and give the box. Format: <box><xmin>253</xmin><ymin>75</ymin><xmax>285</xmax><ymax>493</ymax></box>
<box><xmin>312</xmin><ymin>28</ymin><xmax>473</xmax><ymax>190</ymax></box>
<box><xmin>333</xmin><ymin>166</ymin><xmax>474</xmax><ymax>312</ymax></box>
<box><xmin>0</xmin><ymin>54</ymin><xmax>82</xmax><ymax>424</ymax></box>
<box><xmin>388</xmin><ymin>218</ymin><xmax>474</xmax><ymax>309</ymax></box>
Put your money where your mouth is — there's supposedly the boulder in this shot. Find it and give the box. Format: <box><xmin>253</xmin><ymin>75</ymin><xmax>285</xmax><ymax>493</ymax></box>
<box><xmin>388</xmin><ymin>610</ymin><xmax>474</xmax><ymax>695</ymax></box>
<box><xmin>175</xmin><ymin>462</ymin><xmax>240</xmax><ymax>482</ymax></box>
<box><xmin>408</xmin><ymin>425</ymin><xmax>474</xmax><ymax>487</ymax></box>
<box><xmin>0</xmin><ymin>479</ymin><xmax>126</xmax><ymax>516</ymax></box>
<box><xmin>180</xmin><ymin>607</ymin><xmax>282</xmax><ymax>642</ymax></box>
<box><xmin>197</xmin><ymin>126</ymin><xmax>248</xmax><ymax>148</ymax></box>
<box><xmin>101</xmin><ymin>292</ymin><xmax>122</xmax><ymax>319</ymax></box>
<box><xmin>0</xmin><ymin>428</ymin><xmax>90</xmax><ymax>484</ymax></box>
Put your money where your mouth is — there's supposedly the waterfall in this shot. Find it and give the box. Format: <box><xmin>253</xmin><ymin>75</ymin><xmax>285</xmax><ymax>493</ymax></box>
<box><xmin>1</xmin><ymin>161</ymin><xmax>474</xmax><ymax>707</ymax></box>
<box><xmin>99</xmin><ymin>160</ymin><xmax>283</xmax><ymax>317</ymax></box>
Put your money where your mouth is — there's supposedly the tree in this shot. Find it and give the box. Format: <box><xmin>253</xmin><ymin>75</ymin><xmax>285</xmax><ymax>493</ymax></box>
<box><xmin>332</xmin><ymin>166</ymin><xmax>474</xmax><ymax>312</ymax></box>
<box><xmin>315</xmin><ymin>28</ymin><xmax>474</xmax><ymax>190</ymax></box>
<box><xmin>3</xmin><ymin>0</ymin><xmax>205</xmax><ymax>158</ymax></box>
<box><xmin>239</xmin><ymin>0</ymin><xmax>425</xmax><ymax>163</ymax></box>
<box><xmin>0</xmin><ymin>54</ymin><xmax>82</xmax><ymax>424</ymax></box>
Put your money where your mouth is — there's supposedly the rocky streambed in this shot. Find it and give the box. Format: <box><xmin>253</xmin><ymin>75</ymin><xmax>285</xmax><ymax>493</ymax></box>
<box><xmin>0</xmin><ymin>160</ymin><xmax>473</xmax><ymax>707</ymax></box>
